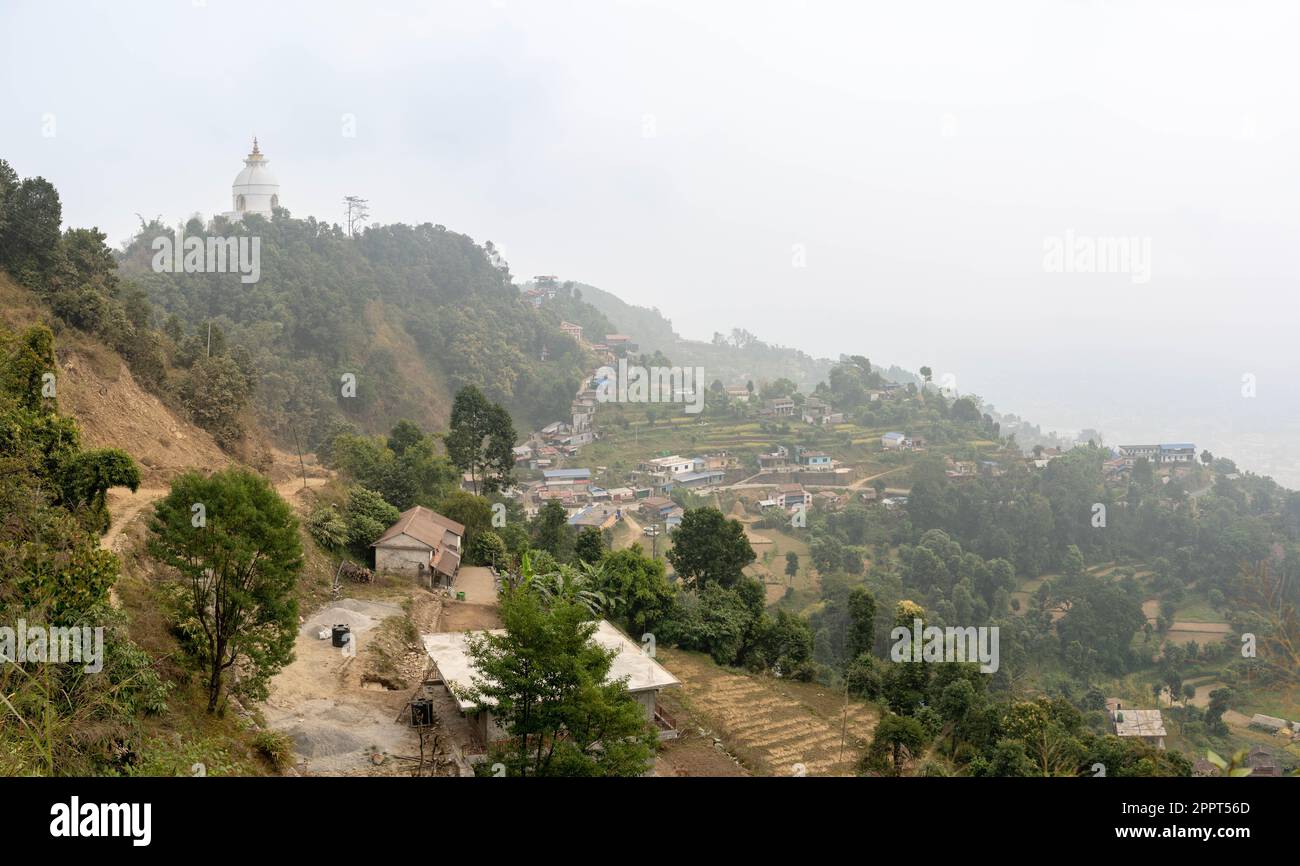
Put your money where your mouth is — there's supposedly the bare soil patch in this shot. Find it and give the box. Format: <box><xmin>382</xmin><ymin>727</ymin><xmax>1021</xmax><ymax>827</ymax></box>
<box><xmin>263</xmin><ymin>595</ymin><xmax>458</xmax><ymax>776</ymax></box>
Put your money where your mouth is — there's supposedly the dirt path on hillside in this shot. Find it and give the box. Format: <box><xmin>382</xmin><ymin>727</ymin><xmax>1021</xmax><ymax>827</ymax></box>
<box><xmin>847</xmin><ymin>467</ymin><xmax>907</xmax><ymax>490</ymax></box>
<box><xmin>101</xmin><ymin>487</ymin><xmax>168</xmax><ymax>555</ymax></box>
<box><xmin>618</xmin><ymin>511</ymin><xmax>645</xmax><ymax>549</ymax></box>
<box><xmin>101</xmin><ymin>474</ymin><xmax>328</xmax><ymax>609</ymax></box>
<box><xmin>101</xmin><ymin>475</ymin><xmax>328</xmax><ymax>556</ymax></box>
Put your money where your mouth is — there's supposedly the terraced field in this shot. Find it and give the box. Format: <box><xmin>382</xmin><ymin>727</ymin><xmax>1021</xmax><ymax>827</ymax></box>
<box><xmin>659</xmin><ymin>648</ymin><xmax>878</xmax><ymax>776</ymax></box>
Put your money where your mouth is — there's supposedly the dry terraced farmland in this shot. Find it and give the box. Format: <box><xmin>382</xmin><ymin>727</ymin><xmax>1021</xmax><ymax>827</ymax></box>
<box><xmin>659</xmin><ymin>648</ymin><xmax>878</xmax><ymax>776</ymax></box>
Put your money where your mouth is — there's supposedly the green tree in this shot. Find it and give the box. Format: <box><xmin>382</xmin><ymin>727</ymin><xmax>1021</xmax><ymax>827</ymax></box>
<box><xmin>59</xmin><ymin>448</ymin><xmax>141</xmax><ymax>533</ymax></box>
<box><xmin>466</xmin><ymin>529</ymin><xmax>507</xmax><ymax>568</ymax></box>
<box><xmin>343</xmin><ymin>485</ymin><xmax>401</xmax><ymax>555</ymax></box>
<box><xmin>306</xmin><ymin>504</ymin><xmax>348</xmax><ymax>551</ymax></box>
<box><xmin>435</xmin><ymin>490</ymin><xmax>494</xmax><ymax>552</ymax></box>
<box><xmin>749</xmin><ymin>609</ymin><xmax>815</xmax><ymax>679</ymax></box>
<box><xmin>386</xmin><ymin>419</ymin><xmax>425</xmax><ymax>456</ymax></box>
<box><xmin>574</xmin><ymin>526</ymin><xmax>606</xmax><ymax>565</ymax></box>
<box><xmin>860</xmin><ymin>713</ymin><xmax>928</xmax><ymax>776</ymax></box>
<box><xmin>1062</xmin><ymin>544</ymin><xmax>1086</xmax><ymax>581</ymax></box>
<box><xmin>0</xmin><ymin>172</ymin><xmax>62</xmax><ymax>279</ymax></box>
<box><xmin>180</xmin><ymin>354</ymin><xmax>253</xmax><ymax>447</ymax></box>
<box><xmin>531</xmin><ymin>500</ymin><xmax>573</xmax><ymax>560</ymax></box>
<box><xmin>461</xmin><ymin>588</ymin><xmax>656</xmax><ymax>776</ymax></box>
<box><xmin>666</xmin><ymin>507</ymin><xmax>755</xmax><ymax>589</ymax></box>
<box><xmin>149</xmin><ymin>468</ymin><xmax>303</xmax><ymax>712</ymax></box>
<box><xmin>784</xmin><ymin>551</ymin><xmax>799</xmax><ymax>581</ymax></box>
<box><xmin>846</xmin><ymin>586</ymin><xmax>877</xmax><ymax>659</ymax></box>
<box><xmin>597</xmin><ymin>546</ymin><xmax>677</xmax><ymax>637</ymax></box>
<box><xmin>445</xmin><ymin>385</ymin><xmax>516</xmax><ymax>495</ymax></box>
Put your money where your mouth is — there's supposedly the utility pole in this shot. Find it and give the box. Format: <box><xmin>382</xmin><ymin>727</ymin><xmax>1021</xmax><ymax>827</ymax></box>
<box><xmin>206</xmin><ymin>322</ymin><xmax>211</xmax><ymax>358</ymax></box>
<box><xmin>343</xmin><ymin>196</ymin><xmax>370</xmax><ymax>237</ymax></box>
<box><xmin>291</xmin><ymin>422</ymin><xmax>308</xmax><ymax>490</ymax></box>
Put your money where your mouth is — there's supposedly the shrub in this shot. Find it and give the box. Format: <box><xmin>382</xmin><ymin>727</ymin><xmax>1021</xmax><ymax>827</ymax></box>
<box><xmin>306</xmin><ymin>504</ymin><xmax>348</xmax><ymax>551</ymax></box>
<box><xmin>252</xmin><ymin>730</ymin><xmax>295</xmax><ymax>772</ymax></box>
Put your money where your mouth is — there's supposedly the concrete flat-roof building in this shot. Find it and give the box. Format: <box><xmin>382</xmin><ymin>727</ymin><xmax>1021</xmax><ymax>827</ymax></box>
<box><xmin>423</xmin><ymin>620</ymin><xmax>680</xmax><ymax>745</ymax></box>
<box><xmin>543</xmin><ymin>468</ymin><xmax>592</xmax><ymax>482</ymax></box>
<box><xmin>1106</xmin><ymin>699</ymin><xmax>1166</xmax><ymax>749</ymax></box>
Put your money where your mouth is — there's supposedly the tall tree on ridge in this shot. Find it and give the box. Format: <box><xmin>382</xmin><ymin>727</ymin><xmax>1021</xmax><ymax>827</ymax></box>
<box><xmin>446</xmin><ymin>385</ymin><xmax>516</xmax><ymax>495</ymax></box>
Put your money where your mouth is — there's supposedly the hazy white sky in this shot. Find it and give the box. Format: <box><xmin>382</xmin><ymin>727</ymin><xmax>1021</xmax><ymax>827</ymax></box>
<box><xmin>3</xmin><ymin>0</ymin><xmax>1297</xmax><ymax>481</ymax></box>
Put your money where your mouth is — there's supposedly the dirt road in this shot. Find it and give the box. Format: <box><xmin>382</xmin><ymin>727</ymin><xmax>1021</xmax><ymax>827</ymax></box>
<box><xmin>101</xmin><ymin>475</ymin><xmax>328</xmax><ymax>555</ymax></box>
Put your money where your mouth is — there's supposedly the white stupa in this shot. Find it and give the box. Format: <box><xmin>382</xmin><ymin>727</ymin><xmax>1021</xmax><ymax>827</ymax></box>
<box><xmin>223</xmin><ymin>137</ymin><xmax>280</xmax><ymax>220</ymax></box>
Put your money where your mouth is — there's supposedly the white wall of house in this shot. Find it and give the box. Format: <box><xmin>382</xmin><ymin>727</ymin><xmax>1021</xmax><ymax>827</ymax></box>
<box><xmin>473</xmin><ymin>690</ymin><xmax>659</xmax><ymax>746</ymax></box>
<box><xmin>375</xmin><ymin>543</ymin><xmax>431</xmax><ymax>577</ymax></box>
<box><xmin>629</xmin><ymin>689</ymin><xmax>657</xmax><ymax>723</ymax></box>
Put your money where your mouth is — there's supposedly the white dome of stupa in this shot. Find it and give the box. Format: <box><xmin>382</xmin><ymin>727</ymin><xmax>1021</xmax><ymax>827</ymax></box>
<box><xmin>226</xmin><ymin>138</ymin><xmax>280</xmax><ymax>219</ymax></box>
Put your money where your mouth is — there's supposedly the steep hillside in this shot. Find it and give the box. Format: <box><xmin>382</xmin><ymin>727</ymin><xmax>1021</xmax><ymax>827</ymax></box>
<box><xmin>0</xmin><ymin>272</ymin><xmax>232</xmax><ymax>485</ymax></box>
<box><xmin>115</xmin><ymin>217</ymin><xmax>609</xmax><ymax>449</ymax></box>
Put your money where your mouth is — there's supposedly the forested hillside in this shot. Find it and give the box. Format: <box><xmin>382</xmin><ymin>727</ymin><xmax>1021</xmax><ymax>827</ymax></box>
<box><xmin>568</xmin><ymin>279</ymin><xmax>919</xmax><ymax>392</ymax></box>
<box><xmin>114</xmin><ymin>215</ymin><xmax>610</xmax><ymax>450</ymax></box>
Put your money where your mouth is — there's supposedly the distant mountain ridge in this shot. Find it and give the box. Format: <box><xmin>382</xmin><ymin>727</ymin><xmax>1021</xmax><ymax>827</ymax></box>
<box><xmin>547</xmin><ymin>280</ymin><xmax>920</xmax><ymax>392</ymax></box>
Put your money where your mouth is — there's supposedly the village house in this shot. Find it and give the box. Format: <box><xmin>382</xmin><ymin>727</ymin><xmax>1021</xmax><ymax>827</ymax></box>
<box><xmin>1102</xmin><ymin>457</ymin><xmax>1129</xmax><ymax>480</ymax></box>
<box><xmin>638</xmin><ymin>455</ymin><xmax>695</xmax><ymax>477</ymax></box>
<box><xmin>881</xmin><ymin>431</ymin><xmax>906</xmax><ymax>449</ymax></box>
<box><xmin>757</xmin><ymin>445</ymin><xmax>791</xmax><ymax>471</ymax></box>
<box><xmin>372</xmin><ymin>506</ymin><xmax>465</xmax><ymax>589</ymax></box>
<box><xmin>604</xmin><ymin>334</ymin><xmax>636</xmax><ymax>352</ymax></box>
<box><xmin>1106</xmin><ymin>699</ymin><xmax>1166</xmax><ymax>750</ymax></box>
<box><xmin>638</xmin><ymin>496</ymin><xmax>677</xmax><ymax>521</ymax></box>
<box><xmin>794</xmin><ymin>447</ymin><xmax>834</xmax><ymax>471</ymax></box>
<box><xmin>946</xmin><ymin>459</ymin><xmax>977</xmax><ymax>478</ymax></box>
<box><xmin>801</xmin><ymin>397</ymin><xmax>844</xmax><ymax>425</ymax></box>
<box><xmin>604</xmin><ymin>486</ymin><xmax>636</xmax><ymax>503</ymax></box>
<box><xmin>423</xmin><ymin>620</ymin><xmax>681</xmax><ymax>746</ymax></box>
<box><xmin>635</xmin><ymin>455</ymin><xmax>696</xmax><ymax>493</ymax></box>
<box><xmin>543</xmin><ymin>467</ymin><xmax>592</xmax><ymax>486</ymax></box>
<box><xmin>1118</xmin><ymin>443</ymin><xmax>1196</xmax><ymax>466</ymax></box>
<box><xmin>524</xmin><ymin>276</ymin><xmax>558</xmax><ymax>307</ymax></box>
<box><xmin>1247</xmin><ymin>713</ymin><xmax>1294</xmax><ymax>735</ymax></box>
<box><xmin>776</xmin><ymin>483</ymin><xmax>809</xmax><ymax>511</ymax></box>
<box><xmin>569</xmin><ymin>504</ymin><xmax>621</xmax><ymax>531</ymax></box>
<box><xmin>1244</xmin><ymin>746</ymin><xmax>1282</xmax><ymax>777</ymax></box>
<box><xmin>725</xmin><ymin>384</ymin><xmax>752</xmax><ymax>402</ymax></box>
<box><xmin>536</xmin><ymin>486</ymin><xmax>580</xmax><ymax>507</ymax></box>
<box><xmin>695</xmin><ymin>452</ymin><xmax>733</xmax><ymax>472</ymax></box>
<box><xmin>559</xmin><ymin>320</ymin><xmax>584</xmax><ymax>343</ymax></box>
<box><xmin>529</xmin><ymin>444</ymin><xmax>559</xmax><ymax>469</ymax></box>
<box><xmin>1158</xmin><ymin>443</ymin><xmax>1196</xmax><ymax>464</ymax></box>
<box><xmin>663</xmin><ymin>506</ymin><xmax>685</xmax><ymax>530</ymax></box>
<box><xmin>673</xmin><ymin>468</ymin><xmax>725</xmax><ymax>490</ymax></box>
<box><xmin>814</xmin><ymin>490</ymin><xmax>845</xmax><ymax>510</ymax></box>
<box><xmin>760</xmin><ymin>396</ymin><xmax>796</xmax><ymax>417</ymax></box>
